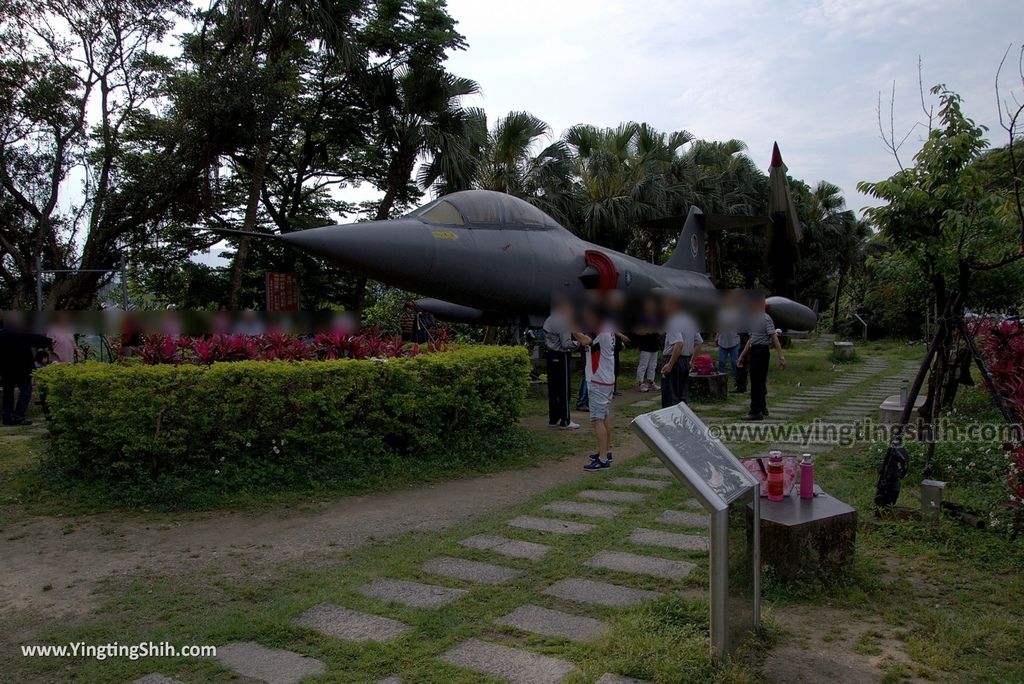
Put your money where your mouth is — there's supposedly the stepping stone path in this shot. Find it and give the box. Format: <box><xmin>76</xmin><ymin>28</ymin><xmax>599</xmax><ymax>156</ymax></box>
<box><xmin>657</xmin><ymin>509</ymin><xmax>710</xmax><ymax>529</ymax></box>
<box><xmin>608</xmin><ymin>477</ymin><xmax>671</xmax><ymax>490</ymax></box>
<box><xmin>543</xmin><ymin>577</ymin><xmax>662</xmax><ymax>607</ymax></box>
<box><xmin>629</xmin><ymin>465</ymin><xmax>671</xmax><ymax>476</ymax></box>
<box><xmin>630</xmin><ymin>528</ymin><xmax>708</xmax><ymax>552</ymax></box>
<box><xmin>423</xmin><ymin>556</ymin><xmax>519</xmax><ymax>585</ymax></box>
<box><xmin>441</xmin><ymin>638</ymin><xmax>576</xmax><ymax>684</ymax></box>
<box><xmin>577</xmin><ymin>489</ymin><xmax>647</xmax><ymax>503</ymax></box>
<box><xmin>216</xmin><ymin>641</ymin><xmax>326</xmax><ymax>684</ymax></box>
<box><xmin>597</xmin><ymin>675</ymin><xmax>648</xmax><ymax>684</ymax></box>
<box><xmin>542</xmin><ymin>500</ymin><xmax>624</xmax><ymax>518</ymax></box>
<box><xmin>360</xmin><ymin>578</ymin><xmax>467</xmax><ymax>608</ymax></box>
<box><xmin>585</xmin><ymin>551</ymin><xmax>695</xmax><ymax>580</ymax></box>
<box><xmin>131</xmin><ymin>676</ymin><xmax>185</xmax><ymax>684</ymax></box>
<box><xmin>293</xmin><ymin>604</ymin><xmax>411</xmax><ymax>642</ymax></box>
<box><xmin>496</xmin><ymin>604</ymin><xmax>608</xmax><ymax>641</ymax></box>
<box><xmin>460</xmin><ymin>534</ymin><xmax>551</xmax><ymax>560</ymax></box>
<box><xmin>508</xmin><ymin>515</ymin><xmax>595</xmax><ymax>535</ymax></box>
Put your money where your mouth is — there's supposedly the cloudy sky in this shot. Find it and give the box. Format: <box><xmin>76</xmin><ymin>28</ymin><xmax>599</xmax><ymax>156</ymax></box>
<box><xmin>426</xmin><ymin>0</ymin><xmax>1024</xmax><ymax>216</ymax></box>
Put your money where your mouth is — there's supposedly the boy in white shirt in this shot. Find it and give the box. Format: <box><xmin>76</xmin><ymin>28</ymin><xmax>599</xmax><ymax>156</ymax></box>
<box><xmin>574</xmin><ymin>305</ymin><xmax>619</xmax><ymax>472</ymax></box>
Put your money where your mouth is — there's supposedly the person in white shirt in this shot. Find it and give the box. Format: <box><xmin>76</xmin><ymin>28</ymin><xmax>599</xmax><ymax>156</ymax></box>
<box><xmin>573</xmin><ymin>304</ymin><xmax>620</xmax><ymax>472</ymax></box>
<box><xmin>660</xmin><ymin>296</ymin><xmax>702</xmax><ymax>408</ymax></box>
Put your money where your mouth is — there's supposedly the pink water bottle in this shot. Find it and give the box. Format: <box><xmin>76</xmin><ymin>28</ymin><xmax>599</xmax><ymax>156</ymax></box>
<box><xmin>767</xmin><ymin>451</ymin><xmax>784</xmax><ymax>502</ymax></box>
<box><xmin>800</xmin><ymin>453</ymin><xmax>814</xmax><ymax>499</ymax></box>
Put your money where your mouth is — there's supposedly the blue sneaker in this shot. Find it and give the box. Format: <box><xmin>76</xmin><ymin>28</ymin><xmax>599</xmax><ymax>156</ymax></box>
<box><xmin>605</xmin><ymin>453</ymin><xmax>614</xmax><ymax>467</ymax></box>
<box><xmin>583</xmin><ymin>454</ymin><xmax>609</xmax><ymax>472</ymax></box>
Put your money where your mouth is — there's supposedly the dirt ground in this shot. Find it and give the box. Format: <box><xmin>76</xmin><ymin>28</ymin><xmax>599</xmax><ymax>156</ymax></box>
<box><xmin>0</xmin><ymin>423</ymin><xmax>648</xmax><ymax>619</ymax></box>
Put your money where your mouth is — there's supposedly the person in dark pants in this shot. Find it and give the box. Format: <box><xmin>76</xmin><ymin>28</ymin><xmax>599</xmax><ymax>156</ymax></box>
<box><xmin>734</xmin><ymin>330</ymin><xmax>750</xmax><ymax>393</ymax></box>
<box><xmin>660</xmin><ymin>296</ymin><xmax>702</xmax><ymax>408</ymax></box>
<box><xmin>0</xmin><ymin>317</ymin><xmax>52</xmax><ymax>426</ymax></box>
<box><xmin>737</xmin><ymin>293</ymin><xmax>786</xmax><ymax>420</ymax></box>
<box><xmin>543</xmin><ymin>297</ymin><xmax>580</xmax><ymax>429</ymax></box>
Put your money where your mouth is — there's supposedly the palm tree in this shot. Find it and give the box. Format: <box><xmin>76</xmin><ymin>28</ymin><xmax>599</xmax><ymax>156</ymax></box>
<box><xmin>562</xmin><ymin>122</ymin><xmax>693</xmax><ymax>251</ymax></box>
<box><xmin>369</xmin><ymin>65</ymin><xmax>481</xmax><ymax>221</ymax></box>
<box><xmin>419</xmin><ymin>109</ymin><xmax>576</xmax><ymax>223</ymax></box>
<box><xmin>800</xmin><ymin>181</ymin><xmax>867</xmax><ymax>327</ymax></box>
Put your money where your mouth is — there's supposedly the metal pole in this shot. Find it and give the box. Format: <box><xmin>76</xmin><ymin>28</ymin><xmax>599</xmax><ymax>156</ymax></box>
<box><xmin>35</xmin><ymin>254</ymin><xmax>43</xmax><ymax>311</ymax></box>
<box><xmin>120</xmin><ymin>254</ymin><xmax>128</xmax><ymax>310</ymax></box>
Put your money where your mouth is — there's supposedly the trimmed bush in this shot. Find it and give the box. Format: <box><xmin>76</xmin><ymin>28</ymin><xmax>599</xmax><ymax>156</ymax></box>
<box><xmin>35</xmin><ymin>346</ymin><xmax>530</xmax><ymax>507</ymax></box>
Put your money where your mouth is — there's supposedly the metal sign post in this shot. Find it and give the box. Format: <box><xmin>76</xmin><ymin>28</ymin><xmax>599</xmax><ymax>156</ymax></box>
<box><xmin>632</xmin><ymin>402</ymin><xmax>761</xmax><ymax>659</ymax></box>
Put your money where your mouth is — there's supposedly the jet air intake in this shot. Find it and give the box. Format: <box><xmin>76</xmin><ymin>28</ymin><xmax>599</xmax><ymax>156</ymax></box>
<box><xmin>579</xmin><ymin>250</ymin><xmax>619</xmax><ymax>290</ymax></box>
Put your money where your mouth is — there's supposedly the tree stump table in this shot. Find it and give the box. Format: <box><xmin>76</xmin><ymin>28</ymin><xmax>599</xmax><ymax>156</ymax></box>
<box><xmin>757</xmin><ymin>487</ymin><xmax>856</xmax><ymax>582</ymax></box>
<box><xmin>688</xmin><ymin>372</ymin><xmax>728</xmax><ymax>401</ymax></box>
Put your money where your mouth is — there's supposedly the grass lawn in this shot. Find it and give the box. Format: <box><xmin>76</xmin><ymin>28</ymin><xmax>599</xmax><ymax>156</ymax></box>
<box><xmin>2</xmin><ymin>336</ymin><xmax>1023</xmax><ymax>682</ymax></box>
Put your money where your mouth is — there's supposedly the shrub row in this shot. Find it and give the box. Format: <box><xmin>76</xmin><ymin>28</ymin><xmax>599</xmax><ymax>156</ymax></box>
<box><xmin>35</xmin><ymin>346</ymin><xmax>529</xmax><ymax>506</ymax></box>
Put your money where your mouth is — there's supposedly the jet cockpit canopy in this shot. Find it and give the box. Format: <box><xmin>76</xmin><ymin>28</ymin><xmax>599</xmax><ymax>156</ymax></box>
<box><xmin>406</xmin><ymin>190</ymin><xmax>560</xmax><ymax>230</ymax></box>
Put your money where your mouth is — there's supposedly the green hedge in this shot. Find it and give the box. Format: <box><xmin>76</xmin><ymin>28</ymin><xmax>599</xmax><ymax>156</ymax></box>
<box><xmin>35</xmin><ymin>346</ymin><xmax>530</xmax><ymax>506</ymax></box>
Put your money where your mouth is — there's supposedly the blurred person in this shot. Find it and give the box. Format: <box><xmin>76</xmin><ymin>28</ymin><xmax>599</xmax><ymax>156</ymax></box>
<box><xmin>660</xmin><ymin>296</ymin><xmax>702</xmax><ymax>407</ymax></box>
<box><xmin>0</xmin><ymin>315</ymin><xmax>52</xmax><ymax>426</ymax></box>
<box><xmin>46</xmin><ymin>311</ymin><xmax>82</xmax><ymax>364</ymax></box>
<box><xmin>573</xmin><ymin>303</ymin><xmax>617</xmax><ymax>471</ymax></box>
<box><xmin>634</xmin><ymin>296</ymin><xmax>662</xmax><ymax>392</ymax></box>
<box><xmin>737</xmin><ymin>291</ymin><xmax>786</xmax><ymax>421</ymax></box>
<box><xmin>543</xmin><ymin>296</ymin><xmax>580</xmax><ymax>429</ymax></box>
<box><xmin>716</xmin><ymin>291</ymin><xmax>743</xmax><ymax>390</ymax></box>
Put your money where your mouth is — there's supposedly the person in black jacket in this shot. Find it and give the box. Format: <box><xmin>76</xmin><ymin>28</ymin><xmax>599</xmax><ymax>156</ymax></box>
<box><xmin>0</xmin><ymin>317</ymin><xmax>52</xmax><ymax>426</ymax></box>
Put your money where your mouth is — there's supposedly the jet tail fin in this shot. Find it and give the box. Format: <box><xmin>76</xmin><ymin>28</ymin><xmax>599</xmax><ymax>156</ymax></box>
<box><xmin>664</xmin><ymin>206</ymin><xmax>705</xmax><ymax>272</ymax></box>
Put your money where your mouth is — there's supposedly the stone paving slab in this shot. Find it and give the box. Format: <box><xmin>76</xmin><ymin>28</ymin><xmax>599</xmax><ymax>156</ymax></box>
<box><xmin>585</xmin><ymin>551</ymin><xmax>695</xmax><ymax>579</ymax></box>
<box><xmin>440</xmin><ymin>638</ymin><xmax>576</xmax><ymax>684</ymax></box>
<box><xmin>460</xmin><ymin>534</ymin><xmax>551</xmax><ymax>560</ymax></box>
<box><xmin>541</xmin><ymin>500</ymin><xmax>624</xmax><ymax>519</ymax></box>
<box><xmin>424</xmin><ymin>556</ymin><xmax>520</xmax><ymax>584</ymax></box>
<box><xmin>293</xmin><ymin>604</ymin><xmax>412</xmax><ymax>643</ymax></box>
<box><xmin>785</xmin><ymin>442</ymin><xmax>841</xmax><ymax>450</ymax></box>
<box><xmin>608</xmin><ymin>477</ymin><xmax>671</xmax><ymax>490</ymax></box>
<box><xmin>543</xmin><ymin>578</ymin><xmax>662</xmax><ymax>607</ymax></box>
<box><xmin>131</xmin><ymin>675</ymin><xmax>185</xmax><ymax>684</ymax></box>
<box><xmin>656</xmin><ymin>510</ymin><xmax>710</xmax><ymax>529</ymax></box>
<box><xmin>359</xmin><ymin>578</ymin><xmax>468</xmax><ymax>609</ymax></box>
<box><xmin>216</xmin><ymin>641</ymin><xmax>327</xmax><ymax>684</ymax></box>
<box><xmin>376</xmin><ymin>678</ymin><xmax>401</xmax><ymax>684</ymax></box>
<box><xmin>508</xmin><ymin>515</ymin><xmax>596</xmax><ymax>535</ymax></box>
<box><xmin>628</xmin><ymin>466</ymin><xmax>671</xmax><ymax>477</ymax></box>
<box><xmin>629</xmin><ymin>528</ymin><xmax>708</xmax><ymax>552</ymax></box>
<box><xmin>577</xmin><ymin>489</ymin><xmax>647</xmax><ymax>503</ymax></box>
<box><xmin>597</xmin><ymin>674</ymin><xmax>648</xmax><ymax>684</ymax></box>
<box><xmin>496</xmin><ymin>604</ymin><xmax>608</xmax><ymax>641</ymax></box>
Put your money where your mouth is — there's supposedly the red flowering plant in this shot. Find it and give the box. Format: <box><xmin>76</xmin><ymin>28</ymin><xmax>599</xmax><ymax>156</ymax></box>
<box><xmin>132</xmin><ymin>329</ymin><xmax>434</xmax><ymax>366</ymax></box>
<box><xmin>970</xmin><ymin>316</ymin><xmax>1024</xmax><ymax>531</ymax></box>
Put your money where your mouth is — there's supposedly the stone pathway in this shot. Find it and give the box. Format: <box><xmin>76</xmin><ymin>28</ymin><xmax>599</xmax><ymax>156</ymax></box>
<box><xmin>441</xmin><ymin>638</ymin><xmax>577</xmax><ymax>684</ymax></box>
<box><xmin>215</xmin><ymin>641</ymin><xmax>326</xmax><ymax>684</ymax></box>
<box><xmin>194</xmin><ymin>348</ymin><xmax>908</xmax><ymax>684</ymax></box>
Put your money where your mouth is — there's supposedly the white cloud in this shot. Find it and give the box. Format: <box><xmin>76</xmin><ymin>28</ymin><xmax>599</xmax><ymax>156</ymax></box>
<box><xmin>443</xmin><ymin>0</ymin><xmax>1024</xmax><ymax>215</ymax></box>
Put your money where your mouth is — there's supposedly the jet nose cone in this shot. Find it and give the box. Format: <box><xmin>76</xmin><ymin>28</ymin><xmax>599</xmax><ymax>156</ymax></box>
<box><xmin>281</xmin><ymin>219</ymin><xmax>434</xmax><ymax>282</ymax></box>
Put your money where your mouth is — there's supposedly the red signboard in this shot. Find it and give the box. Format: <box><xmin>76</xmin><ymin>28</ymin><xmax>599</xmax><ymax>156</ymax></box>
<box><xmin>266</xmin><ymin>272</ymin><xmax>300</xmax><ymax>311</ymax></box>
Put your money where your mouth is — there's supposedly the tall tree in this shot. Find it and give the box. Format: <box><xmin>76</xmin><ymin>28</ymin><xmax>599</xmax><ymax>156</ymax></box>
<box><xmin>0</xmin><ymin>0</ymin><xmax>188</xmax><ymax>308</ymax></box>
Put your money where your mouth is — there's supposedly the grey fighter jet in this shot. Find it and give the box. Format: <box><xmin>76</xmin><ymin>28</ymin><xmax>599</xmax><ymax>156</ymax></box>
<box><xmin>217</xmin><ymin>188</ymin><xmax>816</xmax><ymax>330</ymax></box>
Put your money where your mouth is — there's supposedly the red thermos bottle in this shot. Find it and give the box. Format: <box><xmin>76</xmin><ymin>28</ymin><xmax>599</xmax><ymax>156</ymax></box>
<box><xmin>800</xmin><ymin>453</ymin><xmax>814</xmax><ymax>499</ymax></box>
<box><xmin>767</xmin><ymin>451</ymin><xmax>784</xmax><ymax>502</ymax></box>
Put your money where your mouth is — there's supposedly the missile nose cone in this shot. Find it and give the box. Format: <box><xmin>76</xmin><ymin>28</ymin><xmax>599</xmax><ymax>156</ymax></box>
<box><xmin>280</xmin><ymin>218</ymin><xmax>434</xmax><ymax>282</ymax></box>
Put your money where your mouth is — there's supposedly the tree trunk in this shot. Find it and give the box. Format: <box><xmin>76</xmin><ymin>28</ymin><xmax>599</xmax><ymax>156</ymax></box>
<box><xmin>227</xmin><ymin>136</ymin><xmax>273</xmax><ymax>311</ymax></box>
<box><xmin>831</xmin><ymin>262</ymin><xmax>848</xmax><ymax>332</ymax></box>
